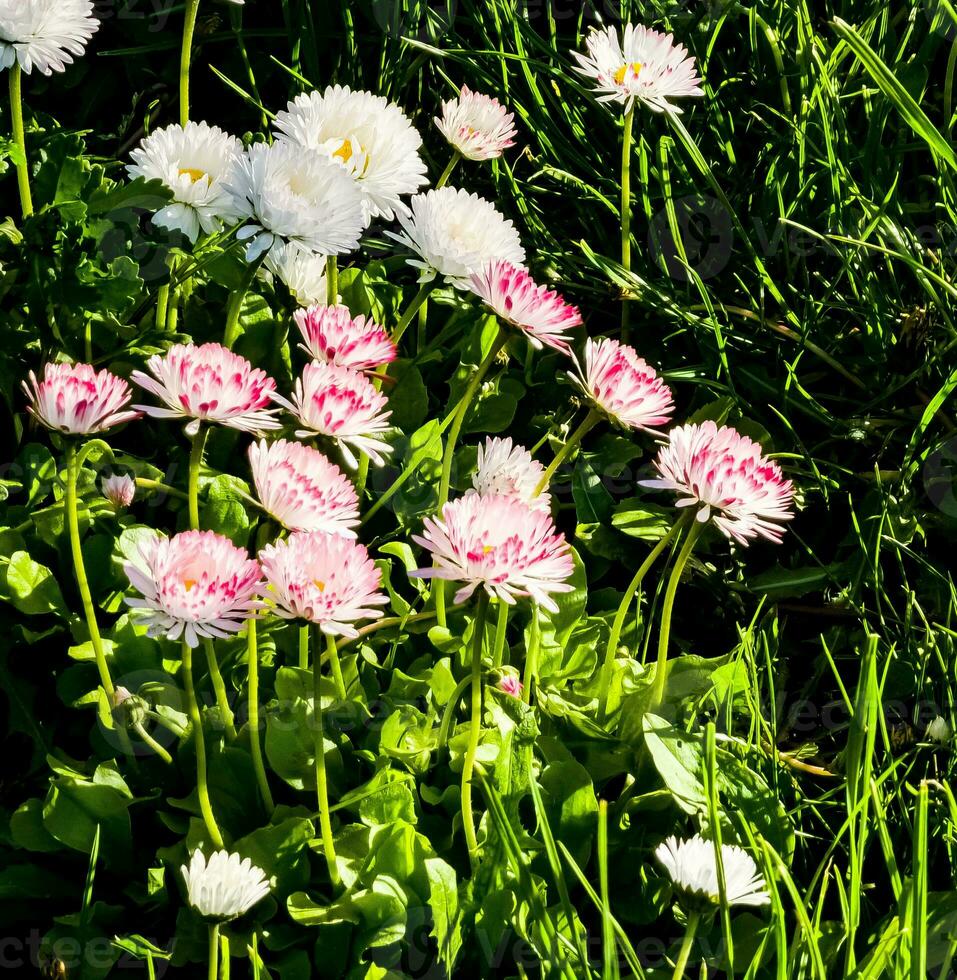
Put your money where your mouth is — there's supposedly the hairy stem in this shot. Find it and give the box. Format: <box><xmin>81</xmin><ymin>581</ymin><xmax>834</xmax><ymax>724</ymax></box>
<box><xmin>182</xmin><ymin>641</ymin><xmax>224</xmax><ymax>847</ymax></box>
<box><xmin>203</xmin><ymin>638</ymin><xmax>237</xmax><ymax>740</ymax></box>
<box><xmin>435</xmin><ymin>150</ymin><xmax>462</xmax><ymax>189</ymax></box>
<box><xmin>246</xmin><ymin>618</ymin><xmax>274</xmax><ymax>811</ymax></box>
<box><xmin>650</xmin><ymin>520</ymin><xmax>704</xmax><ymax>710</ymax></box>
<box><xmin>188</xmin><ymin>424</ymin><xmax>208</xmax><ymax>530</ymax></box>
<box><xmin>621</xmin><ymin>105</ymin><xmax>635</xmax><ymax>339</ymax></box>
<box><xmin>9</xmin><ymin>65</ymin><xmax>33</xmax><ymax>219</ymax></box>
<box><xmin>533</xmin><ymin>409</ymin><xmax>601</xmax><ymax>498</ymax></box>
<box><xmin>461</xmin><ymin>592</ymin><xmax>489</xmax><ymax>868</ymax></box>
<box><xmin>180</xmin><ymin>0</ymin><xmax>201</xmax><ymax>127</ymax></box>
<box><xmin>313</xmin><ymin>629</ymin><xmax>340</xmax><ymax>888</ymax></box>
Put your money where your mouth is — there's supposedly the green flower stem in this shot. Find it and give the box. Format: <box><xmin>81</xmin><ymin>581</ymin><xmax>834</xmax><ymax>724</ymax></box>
<box><xmin>437</xmin><ymin>674</ymin><xmax>472</xmax><ymax>751</ymax></box>
<box><xmin>166</xmin><ymin>285</ymin><xmax>181</xmax><ymax>334</ymax></box>
<box><xmin>298</xmin><ymin>624</ymin><xmax>309</xmax><ymax>669</ymax></box>
<box><xmin>247</xmin><ymin>619</ymin><xmax>274</xmax><ymax>811</ymax></box>
<box><xmin>65</xmin><ymin>444</ymin><xmax>127</xmax><ymax>740</ymax></box>
<box><xmin>597</xmin><ymin>515</ymin><xmax>688</xmax><ymax>721</ymax></box>
<box><xmin>392</xmin><ymin>281</ymin><xmax>434</xmax><ymax>346</ymax></box>
<box><xmin>435</xmin><ymin>150</ymin><xmax>462</xmax><ymax>189</ymax></box>
<box><xmin>202</xmin><ymin>638</ymin><xmax>237</xmax><ymax>740</ymax></box>
<box><xmin>182</xmin><ymin>641</ymin><xmax>224</xmax><ymax>847</ymax></box>
<box><xmin>650</xmin><ymin>519</ymin><xmax>704</xmax><ymax>711</ymax></box>
<box><xmin>620</xmin><ymin>105</ymin><xmax>635</xmax><ymax>339</ymax></box>
<box><xmin>491</xmin><ymin>601</ymin><xmax>509</xmax><ymax>668</ymax></box>
<box><xmin>533</xmin><ymin>408</ymin><xmax>601</xmax><ymax>498</ymax></box>
<box><xmin>461</xmin><ymin>591</ymin><xmax>490</xmax><ymax>868</ymax></box>
<box><xmin>671</xmin><ymin>911</ymin><xmax>700</xmax><ymax>980</ymax></box>
<box><xmin>132</xmin><ymin>721</ymin><xmax>173</xmax><ymax>764</ymax></box>
<box><xmin>435</xmin><ymin>326</ymin><xmax>508</xmax><ymax>627</ymax></box>
<box><xmin>180</xmin><ymin>0</ymin><xmax>201</xmax><ymax>127</ymax></box>
<box><xmin>155</xmin><ymin>284</ymin><xmax>169</xmax><ymax>332</ymax></box>
<box><xmin>415</xmin><ymin>294</ymin><xmax>430</xmax><ymax>355</ymax></box>
<box><xmin>9</xmin><ymin>65</ymin><xmax>33</xmax><ymax>219</ymax></box>
<box><xmin>207</xmin><ymin>922</ymin><xmax>219</xmax><ymax>980</ymax></box>
<box><xmin>188</xmin><ymin>424</ymin><xmax>208</xmax><ymax>530</ymax></box>
<box><xmin>313</xmin><ymin>629</ymin><xmax>341</xmax><ymax>889</ymax></box>
<box><xmin>522</xmin><ymin>604</ymin><xmax>540</xmax><ymax>704</ymax></box>
<box><xmin>325</xmin><ymin>255</ymin><xmax>338</xmax><ymax>305</ymax></box>
<box><xmin>355</xmin><ymin>454</ymin><xmax>370</xmax><ymax>502</ymax></box>
<box><xmin>134</xmin><ymin>478</ymin><xmax>189</xmax><ymax>501</ymax></box>
<box><xmin>324</xmin><ymin>628</ymin><xmax>347</xmax><ymax>701</ymax></box>
<box><xmin>223</xmin><ymin>256</ymin><xmax>264</xmax><ymax>349</ymax></box>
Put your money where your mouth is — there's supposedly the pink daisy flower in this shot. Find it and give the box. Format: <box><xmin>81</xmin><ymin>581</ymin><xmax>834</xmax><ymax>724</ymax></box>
<box><xmin>434</xmin><ymin>85</ymin><xmax>517</xmax><ymax>161</ymax></box>
<box><xmin>101</xmin><ymin>473</ymin><xmax>136</xmax><ymax>508</ymax></box>
<box><xmin>131</xmin><ymin>343</ymin><xmax>281</xmax><ymax>437</ymax></box>
<box><xmin>258</xmin><ymin>531</ymin><xmax>388</xmax><ymax>638</ymax></box>
<box><xmin>573</xmin><ymin>338</ymin><xmax>674</xmax><ymax>434</ymax></box>
<box><xmin>573</xmin><ymin>24</ymin><xmax>703</xmax><ymax>114</ymax></box>
<box><xmin>293</xmin><ymin>304</ymin><xmax>397</xmax><ymax>371</ymax></box>
<box><xmin>248</xmin><ymin>438</ymin><xmax>359</xmax><ymax>536</ymax></box>
<box><xmin>272</xmin><ymin>362</ymin><xmax>393</xmax><ymax>469</ymax></box>
<box><xmin>468</xmin><ymin>260</ymin><xmax>582</xmax><ymax>355</ymax></box>
<box><xmin>641</xmin><ymin>421</ymin><xmax>796</xmax><ymax>545</ymax></box>
<box><xmin>22</xmin><ymin>362</ymin><xmax>140</xmax><ymax>435</ymax></box>
<box><xmin>470</xmin><ymin>436</ymin><xmax>550</xmax><ymax>513</ymax></box>
<box><xmin>123</xmin><ymin>530</ymin><xmax>264</xmax><ymax>647</ymax></box>
<box><xmin>411</xmin><ymin>494</ymin><xmax>574</xmax><ymax>612</ymax></box>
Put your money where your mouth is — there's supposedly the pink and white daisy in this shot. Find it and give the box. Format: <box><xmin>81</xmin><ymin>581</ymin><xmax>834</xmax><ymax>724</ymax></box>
<box><xmin>102</xmin><ymin>473</ymin><xmax>136</xmax><ymax>508</ymax></box>
<box><xmin>411</xmin><ymin>494</ymin><xmax>574</xmax><ymax>611</ymax></box>
<box><xmin>293</xmin><ymin>304</ymin><xmax>397</xmax><ymax>371</ymax></box>
<box><xmin>23</xmin><ymin>362</ymin><xmax>140</xmax><ymax>435</ymax></box>
<box><xmin>470</xmin><ymin>436</ymin><xmax>550</xmax><ymax>513</ymax></box>
<box><xmin>123</xmin><ymin>530</ymin><xmax>263</xmax><ymax>647</ymax></box>
<box><xmin>468</xmin><ymin>260</ymin><xmax>581</xmax><ymax>355</ymax></box>
<box><xmin>573</xmin><ymin>338</ymin><xmax>674</xmax><ymax>434</ymax></box>
<box><xmin>573</xmin><ymin>24</ymin><xmax>703</xmax><ymax>114</ymax></box>
<box><xmin>131</xmin><ymin>343</ymin><xmax>280</xmax><ymax>437</ymax></box>
<box><xmin>258</xmin><ymin>531</ymin><xmax>388</xmax><ymax>638</ymax></box>
<box><xmin>272</xmin><ymin>362</ymin><xmax>393</xmax><ymax>469</ymax></box>
<box><xmin>248</xmin><ymin>438</ymin><xmax>359</xmax><ymax>536</ymax></box>
<box><xmin>434</xmin><ymin>86</ymin><xmax>517</xmax><ymax>161</ymax></box>
<box><xmin>641</xmin><ymin>421</ymin><xmax>795</xmax><ymax>545</ymax></box>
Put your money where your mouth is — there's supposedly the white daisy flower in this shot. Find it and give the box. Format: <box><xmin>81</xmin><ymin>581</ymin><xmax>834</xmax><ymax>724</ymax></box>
<box><xmin>573</xmin><ymin>23</ymin><xmax>703</xmax><ymax>114</ymax></box>
<box><xmin>387</xmin><ymin>187</ymin><xmax>525</xmax><ymax>288</ymax></box>
<box><xmin>126</xmin><ymin>122</ymin><xmax>244</xmax><ymax>243</ymax></box>
<box><xmin>181</xmin><ymin>850</ymin><xmax>271</xmax><ymax>923</ymax></box>
<box><xmin>0</xmin><ymin>0</ymin><xmax>99</xmax><ymax>76</ymax></box>
<box><xmin>435</xmin><ymin>85</ymin><xmax>517</xmax><ymax>161</ymax></box>
<box><xmin>655</xmin><ymin>834</ymin><xmax>770</xmax><ymax>910</ymax></box>
<box><xmin>263</xmin><ymin>243</ymin><xmax>330</xmax><ymax>307</ymax></box>
<box><xmin>274</xmin><ymin>85</ymin><xmax>427</xmax><ymax>223</ymax></box>
<box><xmin>222</xmin><ymin>141</ymin><xmax>365</xmax><ymax>263</ymax></box>
<box><xmin>470</xmin><ymin>436</ymin><xmax>550</xmax><ymax>513</ymax></box>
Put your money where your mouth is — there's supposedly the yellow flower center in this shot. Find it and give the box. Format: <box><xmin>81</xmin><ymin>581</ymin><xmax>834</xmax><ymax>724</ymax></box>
<box><xmin>614</xmin><ymin>62</ymin><xmax>643</xmax><ymax>85</ymax></box>
<box><xmin>184</xmin><ymin>579</ymin><xmax>197</xmax><ymax>591</ymax></box>
<box><xmin>178</xmin><ymin>167</ymin><xmax>208</xmax><ymax>184</ymax></box>
<box><xmin>313</xmin><ymin>579</ymin><xmax>326</xmax><ymax>592</ymax></box>
<box><xmin>333</xmin><ymin>138</ymin><xmax>354</xmax><ymax>163</ymax></box>
<box><xmin>483</xmin><ymin>545</ymin><xmax>494</xmax><ymax>555</ymax></box>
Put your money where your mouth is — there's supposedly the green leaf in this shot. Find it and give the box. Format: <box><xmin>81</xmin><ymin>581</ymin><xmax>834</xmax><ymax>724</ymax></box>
<box><xmin>1</xmin><ymin>551</ymin><xmax>67</xmax><ymax>616</ymax></box>
<box><xmin>202</xmin><ymin>475</ymin><xmax>251</xmax><ymax>546</ymax></box>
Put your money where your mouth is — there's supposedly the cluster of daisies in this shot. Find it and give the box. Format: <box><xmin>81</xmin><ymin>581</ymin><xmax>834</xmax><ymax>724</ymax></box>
<box><xmin>11</xmin><ymin>0</ymin><xmax>789</xmax><ymax>952</ymax></box>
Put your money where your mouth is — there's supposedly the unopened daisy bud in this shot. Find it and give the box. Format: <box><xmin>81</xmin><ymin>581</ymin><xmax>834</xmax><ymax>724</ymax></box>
<box><xmin>655</xmin><ymin>834</ymin><xmax>770</xmax><ymax>911</ymax></box>
<box><xmin>435</xmin><ymin>86</ymin><xmax>517</xmax><ymax>161</ymax></box>
<box><xmin>573</xmin><ymin>24</ymin><xmax>703</xmax><ymax>114</ymax></box>
<box><xmin>102</xmin><ymin>474</ymin><xmax>136</xmax><ymax>509</ymax></box>
<box><xmin>112</xmin><ymin>686</ymin><xmax>148</xmax><ymax>727</ymax></box>
<box><xmin>572</xmin><ymin>338</ymin><xmax>674</xmax><ymax>434</ymax></box>
<box><xmin>263</xmin><ymin>243</ymin><xmax>329</xmax><ymax>307</ymax></box>
<box><xmin>926</xmin><ymin>716</ymin><xmax>950</xmax><ymax>743</ymax></box>
<box><xmin>493</xmin><ymin>669</ymin><xmax>522</xmax><ymax>698</ymax></box>
<box><xmin>181</xmin><ymin>849</ymin><xmax>271</xmax><ymax>923</ymax></box>
<box><xmin>641</xmin><ymin>421</ymin><xmax>795</xmax><ymax>546</ymax></box>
